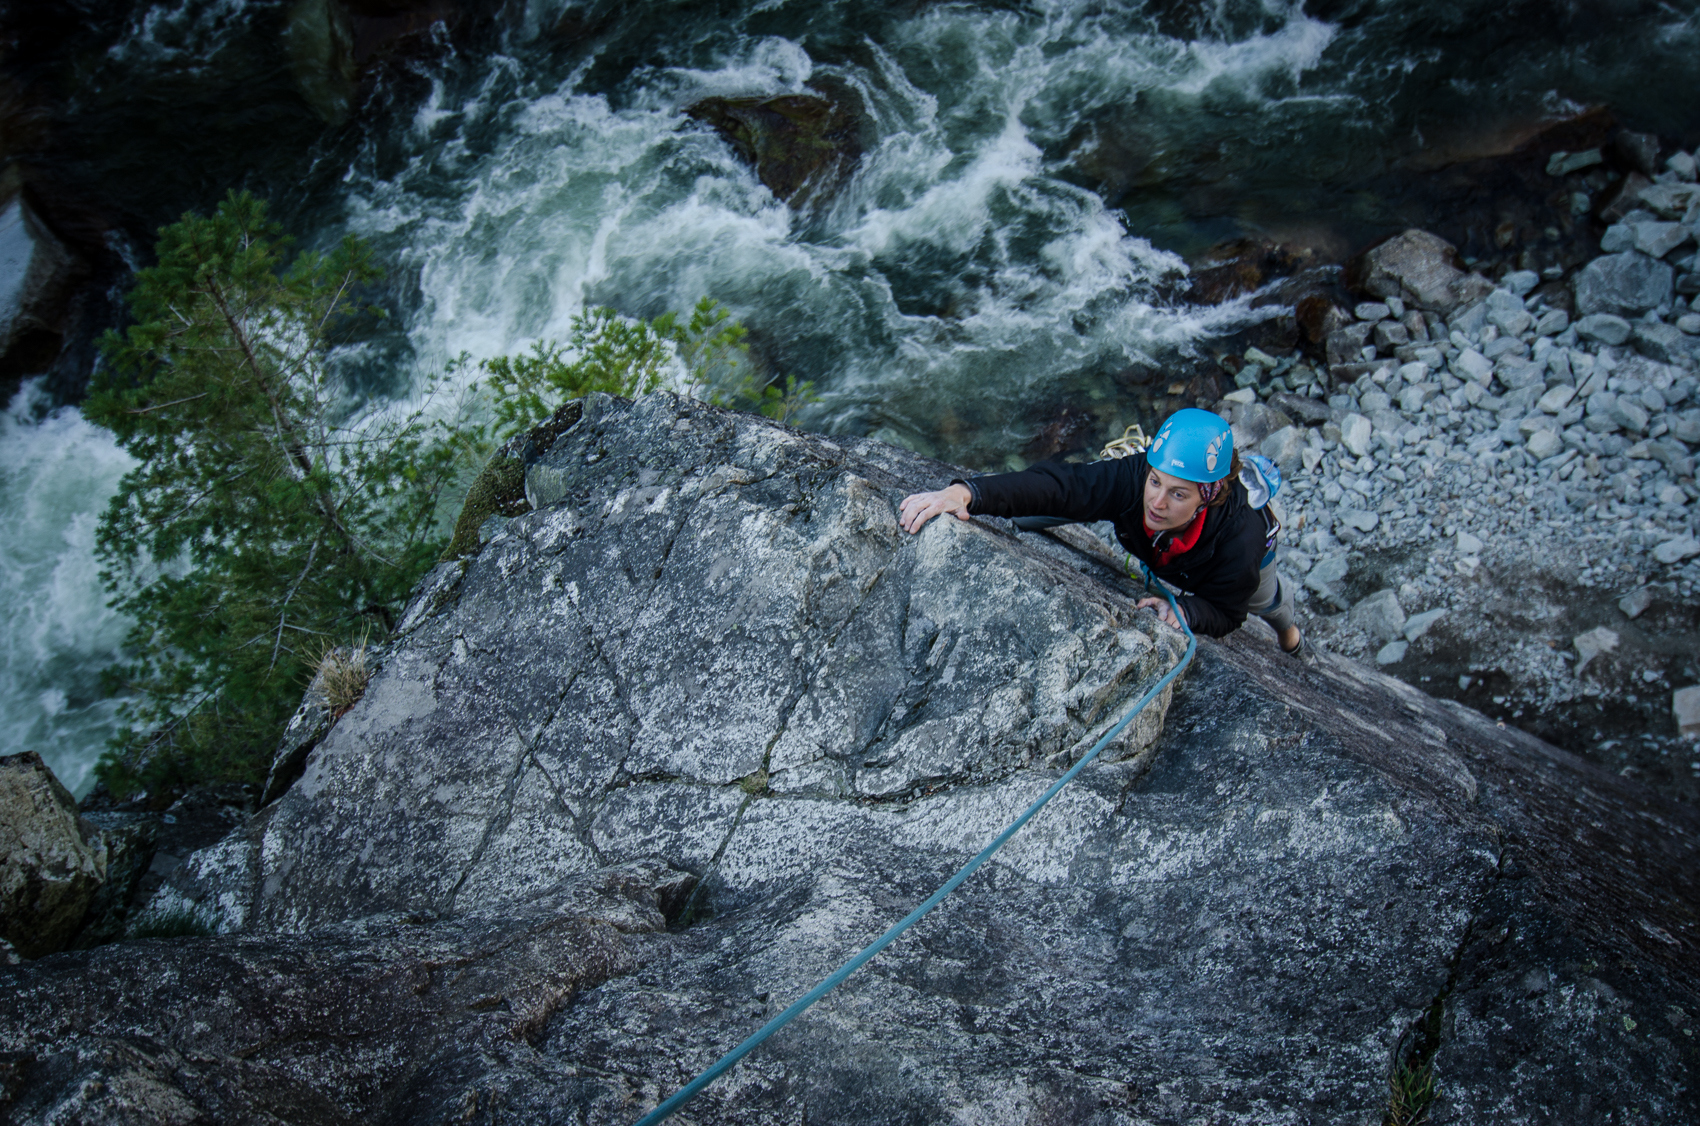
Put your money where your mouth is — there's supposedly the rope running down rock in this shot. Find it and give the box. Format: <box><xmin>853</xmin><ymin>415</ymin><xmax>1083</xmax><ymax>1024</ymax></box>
<box><xmin>633</xmin><ymin>566</ymin><xmax>1195</xmax><ymax>1125</ymax></box>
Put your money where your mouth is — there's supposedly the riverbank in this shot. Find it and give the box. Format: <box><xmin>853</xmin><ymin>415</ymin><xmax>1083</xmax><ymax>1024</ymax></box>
<box><xmin>1201</xmin><ymin>150</ymin><xmax>1700</xmax><ymax>802</ymax></box>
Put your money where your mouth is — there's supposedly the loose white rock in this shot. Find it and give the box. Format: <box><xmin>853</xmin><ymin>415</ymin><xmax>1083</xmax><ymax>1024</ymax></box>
<box><xmin>1617</xmin><ymin>588</ymin><xmax>1652</xmax><ymax>620</ymax></box>
<box><xmin>1456</xmin><ymin>530</ymin><xmax>1484</xmax><ymax>554</ymax></box>
<box><xmin>1576</xmin><ymin>313</ymin><xmax>1633</xmax><ymax>345</ymax></box>
<box><xmin>1340</xmin><ymin>413</ymin><xmax>1373</xmax><ymax>458</ymax></box>
<box><xmin>1350</xmin><ymin>588</ymin><xmax>1407</xmax><ymax>642</ymax></box>
<box><xmin>1537</xmin><ymin>385</ymin><xmax>1577</xmax><ymax>413</ymax></box>
<box><xmin>1526</xmin><ymin>430</ymin><xmax>1564</xmax><ymax>460</ymax></box>
<box><xmin>1404</xmin><ymin>608</ymin><xmax>1447</xmax><ymax>641</ymax></box>
<box><xmin>1376</xmin><ymin>640</ymin><xmax>1410</xmax><ymax>665</ymax></box>
<box><xmin>1502</xmin><ymin>270</ymin><xmax>1540</xmax><ymax>296</ymax></box>
<box><xmin>1676</xmin><ymin>685</ymin><xmax>1700</xmax><ymax>737</ymax></box>
<box><xmin>1573</xmin><ymin>626</ymin><xmax>1620</xmax><ymax>677</ymax></box>
<box><xmin>1632</xmin><ymin>222</ymin><xmax>1692</xmax><ymax>260</ymax></box>
<box><xmin>1455</xmin><ymin>349</ymin><xmax>1494</xmax><ymax>384</ymax></box>
<box><xmin>1652</xmin><ymin>535</ymin><xmax>1700</xmax><ymax>564</ymax></box>
<box><xmin>1309</xmin><ymin>554</ymin><xmax>1349</xmax><ymax>587</ymax></box>
<box><xmin>1341</xmin><ymin>509</ymin><xmax>1380</xmax><ymax>533</ymax></box>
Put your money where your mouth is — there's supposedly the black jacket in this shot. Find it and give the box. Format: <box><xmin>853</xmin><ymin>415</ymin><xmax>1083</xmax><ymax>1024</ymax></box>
<box><xmin>960</xmin><ymin>453</ymin><xmax>1270</xmax><ymax>638</ymax></box>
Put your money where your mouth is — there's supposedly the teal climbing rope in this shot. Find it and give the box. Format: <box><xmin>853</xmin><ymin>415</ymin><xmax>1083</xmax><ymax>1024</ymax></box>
<box><xmin>633</xmin><ymin>573</ymin><xmax>1194</xmax><ymax>1126</ymax></box>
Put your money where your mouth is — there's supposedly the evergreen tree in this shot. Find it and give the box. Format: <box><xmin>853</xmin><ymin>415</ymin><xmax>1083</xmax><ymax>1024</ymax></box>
<box><xmin>87</xmin><ymin>191</ymin><xmax>470</xmax><ymax>798</ymax></box>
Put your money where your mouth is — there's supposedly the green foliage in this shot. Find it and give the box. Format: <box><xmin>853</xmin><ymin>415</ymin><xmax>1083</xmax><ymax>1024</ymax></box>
<box><xmin>1385</xmin><ymin>1059</ymin><xmax>1436</xmax><ymax>1125</ymax></box>
<box><xmin>475</xmin><ymin>297</ymin><xmax>818</xmax><ymax>438</ymax></box>
<box><xmin>744</xmin><ymin>372</ymin><xmax>820</xmax><ymax>425</ymax></box>
<box><xmin>87</xmin><ymin>191</ymin><xmax>476</xmax><ymax>798</ymax></box>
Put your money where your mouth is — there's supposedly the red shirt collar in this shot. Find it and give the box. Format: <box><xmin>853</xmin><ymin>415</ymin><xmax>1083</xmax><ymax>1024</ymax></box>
<box><xmin>1146</xmin><ymin>507</ymin><xmax>1207</xmax><ymax>566</ymax></box>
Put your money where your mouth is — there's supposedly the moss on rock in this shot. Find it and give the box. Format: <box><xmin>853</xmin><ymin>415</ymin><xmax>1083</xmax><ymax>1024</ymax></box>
<box><xmin>442</xmin><ymin>453</ymin><xmax>528</xmax><ymax>560</ymax></box>
<box><xmin>442</xmin><ymin>399</ymin><xmax>586</xmax><ymax>560</ymax></box>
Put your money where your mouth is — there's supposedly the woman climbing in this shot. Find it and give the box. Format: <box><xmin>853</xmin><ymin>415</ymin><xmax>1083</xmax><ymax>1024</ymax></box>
<box><xmin>897</xmin><ymin>408</ymin><xmax>1306</xmax><ymax>654</ymax></box>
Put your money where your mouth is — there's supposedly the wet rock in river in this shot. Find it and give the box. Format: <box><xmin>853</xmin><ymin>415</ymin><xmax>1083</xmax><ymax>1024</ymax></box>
<box><xmin>687</xmin><ymin>88</ymin><xmax>862</xmax><ymax>206</ymax></box>
<box><xmin>284</xmin><ymin>0</ymin><xmax>359</xmax><ymax>124</ymax></box>
<box><xmin>1185</xmin><ymin>238</ymin><xmax>1315</xmax><ymax>305</ymax></box>
<box><xmin>0</xmin><ymin>194</ymin><xmax>84</xmax><ymax>399</ymax></box>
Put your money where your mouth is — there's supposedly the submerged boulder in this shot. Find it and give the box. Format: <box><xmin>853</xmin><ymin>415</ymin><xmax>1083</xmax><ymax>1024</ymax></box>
<box><xmin>2</xmin><ymin>395</ymin><xmax>1696</xmax><ymax>1124</ymax></box>
<box><xmin>687</xmin><ymin>88</ymin><xmax>862</xmax><ymax>205</ymax></box>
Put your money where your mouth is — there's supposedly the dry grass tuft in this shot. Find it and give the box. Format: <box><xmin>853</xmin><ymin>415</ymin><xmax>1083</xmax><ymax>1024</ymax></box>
<box><xmin>313</xmin><ymin>640</ymin><xmax>371</xmax><ymax>718</ymax></box>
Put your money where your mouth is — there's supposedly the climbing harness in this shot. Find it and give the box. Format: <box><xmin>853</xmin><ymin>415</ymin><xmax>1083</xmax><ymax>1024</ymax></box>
<box><xmin>633</xmin><ymin>575</ymin><xmax>1196</xmax><ymax>1126</ymax></box>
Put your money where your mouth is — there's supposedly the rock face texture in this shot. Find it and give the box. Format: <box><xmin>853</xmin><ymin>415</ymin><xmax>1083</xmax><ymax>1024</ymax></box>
<box><xmin>1</xmin><ymin>861</ymin><xmax>691</xmax><ymax>1124</ymax></box>
<box><xmin>154</xmin><ymin>392</ymin><xmax>1186</xmax><ymax>934</ymax></box>
<box><xmin>3</xmin><ymin>396</ymin><xmax>1698</xmax><ymax>1124</ymax></box>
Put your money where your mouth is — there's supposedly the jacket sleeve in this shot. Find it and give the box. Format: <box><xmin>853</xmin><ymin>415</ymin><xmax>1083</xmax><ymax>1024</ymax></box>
<box><xmin>1170</xmin><ymin>516</ymin><xmax>1264</xmax><ymax>638</ymax></box>
<box><xmin>958</xmin><ymin>457</ymin><xmax>1145</xmax><ymax>524</ymax></box>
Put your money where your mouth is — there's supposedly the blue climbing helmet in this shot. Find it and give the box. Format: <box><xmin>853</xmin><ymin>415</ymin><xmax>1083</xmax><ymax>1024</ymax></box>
<box><xmin>1146</xmin><ymin>408</ymin><xmax>1234</xmax><ymax>483</ymax></box>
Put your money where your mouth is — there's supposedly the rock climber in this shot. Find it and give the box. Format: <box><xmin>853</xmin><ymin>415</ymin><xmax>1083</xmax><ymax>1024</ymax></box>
<box><xmin>898</xmin><ymin>408</ymin><xmax>1306</xmax><ymax>654</ymax></box>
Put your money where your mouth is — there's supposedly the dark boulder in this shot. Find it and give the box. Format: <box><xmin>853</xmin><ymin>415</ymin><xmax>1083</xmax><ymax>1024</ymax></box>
<box><xmin>1599</xmin><ymin>171</ymin><xmax>1655</xmax><ymax>224</ymax></box>
<box><xmin>0</xmin><ymin>752</ymin><xmax>104</xmax><ymax>959</ymax></box>
<box><xmin>1573</xmin><ymin>251</ymin><xmax>1674</xmax><ymax>317</ymax></box>
<box><xmin>0</xmin><ymin>194</ymin><xmax>85</xmax><ymax>402</ymax></box>
<box><xmin>1613</xmin><ymin>130</ymin><xmax>1662</xmax><ymax>178</ymax></box>
<box><xmin>1346</xmin><ymin>228</ymin><xmax>1493</xmax><ymax>315</ymax></box>
<box><xmin>1185</xmin><ymin>238</ymin><xmax>1316</xmax><ymax>305</ymax></box>
<box><xmin>686</xmin><ymin>88</ymin><xmax>862</xmax><ymax>206</ymax></box>
<box><xmin>1021</xmin><ymin>405</ymin><xmax>1102</xmax><ymax>462</ymax></box>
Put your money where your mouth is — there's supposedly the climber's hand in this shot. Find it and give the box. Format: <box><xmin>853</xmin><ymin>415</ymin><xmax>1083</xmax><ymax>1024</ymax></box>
<box><xmin>1137</xmin><ymin>596</ymin><xmax>1184</xmax><ymax>631</ymax></box>
<box><xmin>899</xmin><ymin>484</ymin><xmax>973</xmax><ymax>534</ymax></box>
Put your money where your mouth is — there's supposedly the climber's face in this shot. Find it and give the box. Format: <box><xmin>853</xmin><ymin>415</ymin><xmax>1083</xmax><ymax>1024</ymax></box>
<box><xmin>1143</xmin><ymin>468</ymin><xmax>1204</xmax><ymax>532</ymax></box>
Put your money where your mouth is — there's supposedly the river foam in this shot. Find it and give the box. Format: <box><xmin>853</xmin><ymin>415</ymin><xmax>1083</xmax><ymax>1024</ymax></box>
<box><xmin>339</xmin><ymin>0</ymin><xmax>1339</xmax><ymax>462</ymax></box>
<box><xmin>0</xmin><ymin>383</ymin><xmax>134</xmax><ymax>796</ymax></box>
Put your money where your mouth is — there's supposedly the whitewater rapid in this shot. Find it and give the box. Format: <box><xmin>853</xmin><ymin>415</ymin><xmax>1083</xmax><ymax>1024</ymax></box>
<box><xmin>0</xmin><ymin>383</ymin><xmax>134</xmax><ymax>795</ymax></box>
